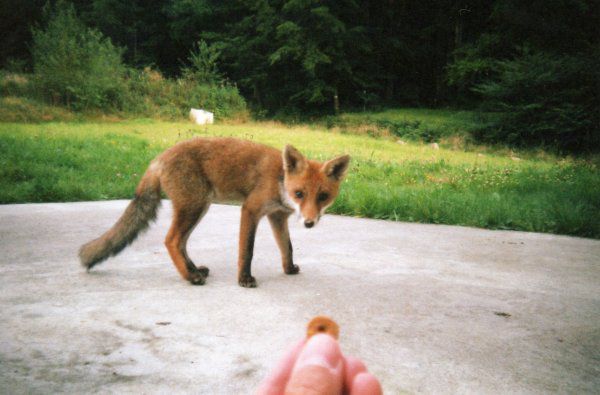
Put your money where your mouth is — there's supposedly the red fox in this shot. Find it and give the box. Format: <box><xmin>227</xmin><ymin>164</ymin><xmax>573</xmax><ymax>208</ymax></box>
<box><xmin>79</xmin><ymin>137</ymin><xmax>350</xmax><ymax>287</ymax></box>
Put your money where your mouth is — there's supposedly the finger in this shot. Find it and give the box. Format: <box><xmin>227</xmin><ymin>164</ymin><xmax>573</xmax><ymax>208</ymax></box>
<box><xmin>256</xmin><ymin>339</ymin><xmax>306</xmax><ymax>395</ymax></box>
<box><xmin>344</xmin><ymin>356</ymin><xmax>367</xmax><ymax>392</ymax></box>
<box><xmin>350</xmin><ymin>373</ymin><xmax>383</xmax><ymax>395</ymax></box>
<box><xmin>284</xmin><ymin>334</ymin><xmax>344</xmax><ymax>395</ymax></box>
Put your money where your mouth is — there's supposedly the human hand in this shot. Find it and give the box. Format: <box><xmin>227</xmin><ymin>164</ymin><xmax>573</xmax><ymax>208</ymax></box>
<box><xmin>256</xmin><ymin>334</ymin><xmax>382</xmax><ymax>395</ymax></box>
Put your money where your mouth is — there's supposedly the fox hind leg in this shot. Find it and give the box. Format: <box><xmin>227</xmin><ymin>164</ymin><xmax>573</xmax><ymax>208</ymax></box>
<box><xmin>181</xmin><ymin>205</ymin><xmax>210</xmax><ymax>277</ymax></box>
<box><xmin>165</xmin><ymin>202</ymin><xmax>210</xmax><ymax>285</ymax></box>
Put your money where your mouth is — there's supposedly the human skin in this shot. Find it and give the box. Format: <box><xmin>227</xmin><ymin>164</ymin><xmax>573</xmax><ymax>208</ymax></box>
<box><xmin>256</xmin><ymin>334</ymin><xmax>382</xmax><ymax>395</ymax></box>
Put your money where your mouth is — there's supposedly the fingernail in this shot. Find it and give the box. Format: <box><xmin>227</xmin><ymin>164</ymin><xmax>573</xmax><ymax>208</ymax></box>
<box><xmin>294</xmin><ymin>333</ymin><xmax>342</xmax><ymax>370</ymax></box>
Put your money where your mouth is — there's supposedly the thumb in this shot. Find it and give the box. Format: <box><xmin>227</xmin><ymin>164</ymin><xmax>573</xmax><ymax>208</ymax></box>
<box><xmin>284</xmin><ymin>334</ymin><xmax>344</xmax><ymax>395</ymax></box>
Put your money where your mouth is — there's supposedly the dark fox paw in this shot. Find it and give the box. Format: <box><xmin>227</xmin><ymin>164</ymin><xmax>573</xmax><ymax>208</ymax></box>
<box><xmin>189</xmin><ymin>272</ymin><xmax>206</xmax><ymax>285</ymax></box>
<box><xmin>238</xmin><ymin>275</ymin><xmax>257</xmax><ymax>288</ymax></box>
<box><xmin>285</xmin><ymin>264</ymin><xmax>300</xmax><ymax>275</ymax></box>
<box><xmin>197</xmin><ymin>266</ymin><xmax>210</xmax><ymax>277</ymax></box>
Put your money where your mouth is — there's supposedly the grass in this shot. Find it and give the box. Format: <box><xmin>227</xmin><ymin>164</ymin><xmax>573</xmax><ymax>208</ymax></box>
<box><xmin>1</xmin><ymin>119</ymin><xmax>599</xmax><ymax>238</ymax></box>
<box><xmin>322</xmin><ymin>108</ymin><xmax>489</xmax><ymax>145</ymax></box>
<box><xmin>341</xmin><ymin>108</ymin><xmax>482</xmax><ymax>131</ymax></box>
<box><xmin>0</xmin><ymin>97</ymin><xmax>77</xmax><ymax>123</ymax></box>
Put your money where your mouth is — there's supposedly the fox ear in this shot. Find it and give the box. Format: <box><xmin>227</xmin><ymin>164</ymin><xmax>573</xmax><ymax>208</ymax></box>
<box><xmin>323</xmin><ymin>155</ymin><xmax>350</xmax><ymax>181</ymax></box>
<box><xmin>283</xmin><ymin>145</ymin><xmax>306</xmax><ymax>174</ymax></box>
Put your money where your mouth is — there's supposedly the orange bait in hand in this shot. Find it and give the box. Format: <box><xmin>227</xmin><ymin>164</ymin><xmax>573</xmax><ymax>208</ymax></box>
<box><xmin>306</xmin><ymin>316</ymin><xmax>339</xmax><ymax>339</ymax></box>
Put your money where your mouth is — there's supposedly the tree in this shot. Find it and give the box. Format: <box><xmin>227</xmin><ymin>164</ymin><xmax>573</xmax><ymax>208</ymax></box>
<box><xmin>183</xmin><ymin>40</ymin><xmax>223</xmax><ymax>84</ymax></box>
<box><xmin>76</xmin><ymin>0</ymin><xmax>172</xmax><ymax>70</ymax></box>
<box><xmin>0</xmin><ymin>0</ymin><xmax>46</xmax><ymax>70</ymax></box>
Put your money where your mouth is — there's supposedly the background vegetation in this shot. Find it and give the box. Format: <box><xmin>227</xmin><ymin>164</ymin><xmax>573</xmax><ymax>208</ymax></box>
<box><xmin>1</xmin><ymin>2</ymin><xmax>248</xmax><ymax>119</ymax></box>
<box><xmin>1</xmin><ymin>0</ymin><xmax>598</xmax><ymax>151</ymax></box>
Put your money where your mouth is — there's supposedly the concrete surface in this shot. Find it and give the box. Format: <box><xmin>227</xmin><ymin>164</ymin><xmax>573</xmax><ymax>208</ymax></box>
<box><xmin>0</xmin><ymin>200</ymin><xmax>599</xmax><ymax>394</ymax></box>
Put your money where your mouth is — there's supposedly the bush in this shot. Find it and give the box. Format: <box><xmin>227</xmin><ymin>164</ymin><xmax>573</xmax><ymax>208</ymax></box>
<box><xmin>472</xmin><ymin>49</ymin><xmax>600</xmax><ymax>152</ymax></box>
<box><xmin>31</xmin><ymin>3</ymin><xmax>126</xmax><ymax>110</ymax></box>
<box><xmin>375</xmin><ymin>119</ymin><xmax>443</xmax><ymax>142</ymax></box>
<box><xmin>122</xmin><ymin>67</ymin><xmax>247</xmax><ymax>119</ymax></box>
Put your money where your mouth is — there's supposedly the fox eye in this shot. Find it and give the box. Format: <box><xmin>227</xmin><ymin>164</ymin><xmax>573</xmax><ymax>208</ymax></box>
<box><xmin>295</xmin><ymin>191</ymin><xmax>304</xmax><ymax>199</ymax></box>
<box><xmin>318</xmin><ymin>192</ymin><xmax>329</xmax><ymax>202</ymax></box>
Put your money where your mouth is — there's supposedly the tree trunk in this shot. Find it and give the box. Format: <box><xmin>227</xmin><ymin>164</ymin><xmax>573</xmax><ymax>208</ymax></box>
<box><xmin>333</xmin><ymin>87</ymin><xmax>340</xmax><ymax>115</ymax></box>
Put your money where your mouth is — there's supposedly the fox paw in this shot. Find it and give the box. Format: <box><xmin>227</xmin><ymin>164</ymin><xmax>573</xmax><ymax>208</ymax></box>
<box><xmin>238</xmin><ymin>275</ymin><xmax>257</xmax><ymax>288</ymax></box>
<box><xmin>189</xmin><ymin>272</ymin><xmax>206</xmax><ymax>285</ymax></box>
<box><xmin>285</xmin><ymin>264</ymin><xmax>300</xmax><ymax>275</ymax></box>
<box><xmin>197</xmin><ymin>266</ymin><xmax>210</xmax><ymax>277</ymax></box>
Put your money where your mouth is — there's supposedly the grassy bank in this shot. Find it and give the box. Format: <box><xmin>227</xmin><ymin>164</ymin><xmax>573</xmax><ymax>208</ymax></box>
<box><xmin>1</xmin><ymin>120</ymin><xmax>599</xmax><ymax>238</ymax></box>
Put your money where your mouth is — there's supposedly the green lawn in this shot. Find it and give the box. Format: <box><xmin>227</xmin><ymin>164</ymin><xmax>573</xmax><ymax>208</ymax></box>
<box><xmin>1</xmin><ymin>119</ymin><xmax>599</xmax><ymax>238</ymax></box>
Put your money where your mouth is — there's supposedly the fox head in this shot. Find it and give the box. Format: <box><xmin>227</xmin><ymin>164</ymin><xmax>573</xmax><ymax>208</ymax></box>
<box><xmin>282</xmin><ymin>145</ymin><xmax>350</xmax><ymax>228</ymax></box>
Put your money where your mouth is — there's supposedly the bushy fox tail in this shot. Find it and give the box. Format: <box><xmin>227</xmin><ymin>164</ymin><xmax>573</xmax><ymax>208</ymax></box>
<box><xmin>79</xmin><ymin>166</ymin><xmax>161</xmax><ymax>270</ymax></box>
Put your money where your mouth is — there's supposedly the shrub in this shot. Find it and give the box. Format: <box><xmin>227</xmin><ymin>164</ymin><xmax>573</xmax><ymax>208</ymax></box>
<box><xmin>122</xmin><ymin>67</ymin><xmax>247</xmax><ymax>119</ymax></box>
<box><xmin>31</xmin><ymin>3</ymin><xmax>126</xmax><ymax>110</ymax></box>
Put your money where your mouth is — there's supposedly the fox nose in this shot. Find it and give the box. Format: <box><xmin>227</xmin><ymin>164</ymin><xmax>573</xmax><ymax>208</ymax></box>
<box><xmin>304</xmin><ymin>220</ymin><xmax>314</xmax><ymax>228</ymax></box>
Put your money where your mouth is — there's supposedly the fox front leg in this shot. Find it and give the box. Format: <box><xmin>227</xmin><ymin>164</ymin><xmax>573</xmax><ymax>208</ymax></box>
<box><xmin>267</xmin><ymin>211</ymin><xmax>299</xmax><ymax>275</ymax></box>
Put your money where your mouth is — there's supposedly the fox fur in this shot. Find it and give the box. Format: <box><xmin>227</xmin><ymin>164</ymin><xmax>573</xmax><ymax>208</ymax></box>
<box><xmin>79</xmin><ymin>137</ymin><xmax>350</xmax><ymax>287</ymax></box>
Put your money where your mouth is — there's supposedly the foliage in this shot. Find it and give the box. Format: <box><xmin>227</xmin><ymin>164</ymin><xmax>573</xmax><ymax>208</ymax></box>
<box><xmin>326</xmin><ymin>108</ymin><xmax>482</xmax><ymax>143</ymax></box>
<box><xmin>182</xmin><ymin>40</ymin><xmax>223</xmax><ymax>84</ymax></box>
<box><xmin>2</xmin><ymin>0</ymin><xmax>599</xmax><ymax>150</ymax></box>
<box><xmin>0</xmin><ymin>71</ymin><xmax>32</xmax><ymax>97</ymax></box>
<box><xmin>122</xmin><ymin>67</ymin><xmax>247</xmax><ymax>119</ymax></box>
<box><xmin>164</xmin><ymin>0</ymin><xmax>486</xmax><ymax>113</ymax></box>
<box><xmin>472</xmin><ymin>49</ymin><xmax>600</xmax><ymax>152</ymax></box>
<box><xmin>77</xmin><ymin>0</ymin><xmax>171</xmax><ymax>68</ymax></box>
<box><xmin>0</xmin><ymin>67</ymin><xmax>248</xmax><ymax>122</ymax></box>
<box><xmin>31</xmin><ymin>3</ymin><xmax>126</xmax><ymax>110</ymax></box>
<box><xmin>0</xmin><ymin>96</ymin><xmax>75</xmax><ymax>122</ymax></box>
<box><xmin>446</xmin><ymin>0</ymin><xmax>600</xmax><ymax>151</ymax></box>
<box><xmin>5</xmin><ymin>1</ymin><xmax>598</xmax><ymax>112</ymax></box>
<box><xmin>446</xmin><ymin>34</ymin><xmax>500</xmax><ymax>102</ymax></box>
<box><xmin>0</xmin><ymin>0</ymin><xmax>45</xmax><ymax>70</ymax></box>
<box><xmin>266</xmin><ymin>1</ymin><xmax>365</xmax><ymax>111</ymax></box>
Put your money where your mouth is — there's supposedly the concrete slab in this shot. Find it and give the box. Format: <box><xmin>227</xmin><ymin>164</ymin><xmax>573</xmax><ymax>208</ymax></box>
<box><xmin>0</xmin><ymin>200</ymin><xmax>599</xmax><ymax>394</ymax></box>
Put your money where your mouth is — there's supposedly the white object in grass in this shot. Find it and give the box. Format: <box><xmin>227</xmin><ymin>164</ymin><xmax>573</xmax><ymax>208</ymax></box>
<box><xmin>189</xmin><ymin>108</ymin><xmax>214</xmax><ymax>125</ymax></box>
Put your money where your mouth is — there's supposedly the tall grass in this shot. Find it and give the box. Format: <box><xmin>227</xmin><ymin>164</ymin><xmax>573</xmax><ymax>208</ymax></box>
<box><xmin>1</xmin><ymin>120</ymin><xmax>598</xmax><ymax>238</ymax></box>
